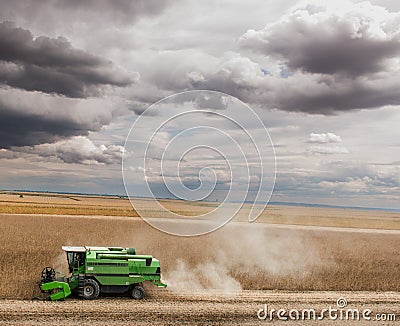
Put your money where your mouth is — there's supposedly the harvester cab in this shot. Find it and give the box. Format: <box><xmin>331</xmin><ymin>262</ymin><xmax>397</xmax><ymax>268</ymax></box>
<box><xmin>65</xmin><ymin>246</ymin><xmax>86</xmax><ymax>274</ymax></box>
<box><xmin>36</xmin><ymin>246</ymin><xmax>167</xmax><ymax>301</ymax></box>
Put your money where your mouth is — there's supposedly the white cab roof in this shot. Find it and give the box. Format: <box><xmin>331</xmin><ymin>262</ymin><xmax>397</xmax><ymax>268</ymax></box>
<box><xmin>62</xmin><ymin>246</ymin><xmax>113</xmax><ymax>252</ymax></box>
<box><xmin>61</xmin><ymin>246</ymin><xmax>86</xmax><ymax>252</ymax></box>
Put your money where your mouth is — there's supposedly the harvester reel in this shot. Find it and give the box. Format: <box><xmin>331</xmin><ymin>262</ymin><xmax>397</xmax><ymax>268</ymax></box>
<box><xmin>40</xmin><ymin>267</ymin><xmax>56</xmax><ymax>284</ymax></box>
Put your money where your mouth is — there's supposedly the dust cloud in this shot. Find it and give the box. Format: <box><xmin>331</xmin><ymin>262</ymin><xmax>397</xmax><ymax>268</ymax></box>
<box><xmin>53</xmin><ymin>252</ymin><xmax>69</xmax><ymax>278</ymax></box>
<box><xmin>127</xmin><ymin>221</ymin><xmax>321</xmax><ymax>294</ymax></box>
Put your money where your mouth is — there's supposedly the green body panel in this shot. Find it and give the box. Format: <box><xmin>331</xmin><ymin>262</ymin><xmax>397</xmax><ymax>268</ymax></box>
<box><xmin>41</xmin><ymin>281</ymin><xmax>71</xmax><ymax>301</ymax></box>
<box><xmin>63</xmin><ymin>246</ymin><xmax>166</xmax><ymax>290</ymax></box>
<box><xmin>93</xmin><ymin>275</ymin><xmax>129</xmax><ymax>286</ymax></box>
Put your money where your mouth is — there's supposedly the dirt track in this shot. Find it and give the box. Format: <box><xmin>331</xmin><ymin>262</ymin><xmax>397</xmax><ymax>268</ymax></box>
<box><xmin>1</xmin><ymin>290</ymin><xmax>399</xmax><ymax>325</ymax></box>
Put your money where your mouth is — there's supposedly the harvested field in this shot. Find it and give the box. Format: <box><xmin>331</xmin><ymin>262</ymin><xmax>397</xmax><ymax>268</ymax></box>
<box><xmin>0</xmin><ymin>214</ymin><xmax>399</xmax><ymax>298</ymax></box>
<box><xmin>0</xmin><ymin>193</ymin><xmax>399</xmax><ymax>324</ymax></box>
<box><xmin>1</xmin><ymin>192</ymin><xmax>400</xmax><ymax>229</ymax></box>
<box><xmin>0</xmin><ymin>193</ymin><xmax>138</xmax><ymax>217</ymax></box>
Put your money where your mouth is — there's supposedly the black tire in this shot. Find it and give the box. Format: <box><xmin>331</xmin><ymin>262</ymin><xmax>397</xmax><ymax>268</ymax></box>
<box><xmin>82</xmin><ymin>279</ymin><xmax>100</xmax><ymax>300</ymax></box>
<box><xmin>131</xmin><ymin>285</ymin><xmax>144</xmax><ymax>300</ymax></box>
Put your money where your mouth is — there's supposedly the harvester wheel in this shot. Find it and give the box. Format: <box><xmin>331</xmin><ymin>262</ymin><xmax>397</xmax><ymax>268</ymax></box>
<box><xmin>131</xmin><ymin>285</ymin><xmax>144</xmax><ymax>300</ymax></box>
<box><xmin>82</xmin><ymin>279</ymin><xmax>100</xmax><ymax>300</ymax></box>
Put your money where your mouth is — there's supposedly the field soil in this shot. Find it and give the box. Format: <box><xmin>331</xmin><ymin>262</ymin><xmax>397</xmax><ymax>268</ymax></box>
<box><xmin>1</xmin><ymin>291</ymin><xmax>400</xmax><ymax>325</ymax></box>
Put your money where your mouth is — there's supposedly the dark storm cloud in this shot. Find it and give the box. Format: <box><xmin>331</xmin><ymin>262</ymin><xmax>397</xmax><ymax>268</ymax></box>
<box><xmin>158</xmin><ymin>1</ymin><xmax>400</xmax><ymax>115</ymax></box>
<box><xmin>263</xmin><ymin>73</ymin><xmax>400</xmax><ymax>113</ymax></box>
<box><xmin>0</xmin><ymin>22</ymin><xmax>134</xmax><ymax>97</ymax></box>
<box><xmin>0</xmin><ymin>106</ymin><xmax>89</xmax><ymax>148</ymax></box>
<box><xmin>118</xmin><ymin>1</ymin><xmax>400</xmax><ymax>115</ymax></box>
<box><xmin>0</xmin><ymin>88</ymin><xmax>119</xmax><ymax>149</ymax></box>
<box><xmin>185</xmin><ymin>54</ymin><xmax>400</xmax><ymax>114</ymax></box>
<box><xmin>239</xmin><ymin>2</ymin><xmax>400</xmax><ymax>77</ymax></box>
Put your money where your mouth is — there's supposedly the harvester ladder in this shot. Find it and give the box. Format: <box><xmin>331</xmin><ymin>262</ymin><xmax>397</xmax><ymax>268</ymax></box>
<box><xmin>78</xmin><ymin>276</ymin><xmax>85</xmax><ymax>297</ymax></box>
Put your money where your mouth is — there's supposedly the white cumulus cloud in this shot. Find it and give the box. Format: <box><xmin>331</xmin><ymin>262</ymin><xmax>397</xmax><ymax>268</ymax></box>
<box><xmin>15</xmin><ymin>136</ymin><xmax>125</xmax><ymax>165</ymax></box>
<box><xmin>308</xmin><ymin>132</ymin><xmax>342</xmax><ymax>143</ymax></box>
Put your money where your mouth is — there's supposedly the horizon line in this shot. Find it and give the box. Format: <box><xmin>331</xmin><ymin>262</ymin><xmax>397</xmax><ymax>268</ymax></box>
<box><xmin>1</xmin><ymin>189</ymin><xmax>400</xmax><ymax>213</ymax></box>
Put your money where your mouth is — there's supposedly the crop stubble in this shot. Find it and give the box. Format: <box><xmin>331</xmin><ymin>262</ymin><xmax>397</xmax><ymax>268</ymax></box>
<box><xmin>0</xmin><ymin>193</ymin><xmax>400</xmax><ymax>324</ymax></box>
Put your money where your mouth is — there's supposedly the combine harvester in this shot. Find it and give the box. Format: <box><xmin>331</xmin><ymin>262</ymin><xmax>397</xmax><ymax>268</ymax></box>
<box><xmin>37</xmin><ymin>246</ymin><xmax>166</xmax><ymax>301</ymax></box>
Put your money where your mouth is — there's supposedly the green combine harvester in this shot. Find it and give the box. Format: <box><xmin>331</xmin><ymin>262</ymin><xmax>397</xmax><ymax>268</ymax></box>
<box><xmin>37</xmin><ymin>246</ymin><xmax>166</xmax><ymax>301</ymax></box>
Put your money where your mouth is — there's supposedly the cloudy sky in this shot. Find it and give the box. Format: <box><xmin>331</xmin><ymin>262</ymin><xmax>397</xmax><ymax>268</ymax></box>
<box><xmin>1</xmin><ymin>0</ymin><xmax>400</xmax><ymax>209</ymax></box>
